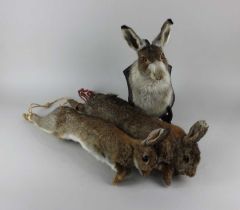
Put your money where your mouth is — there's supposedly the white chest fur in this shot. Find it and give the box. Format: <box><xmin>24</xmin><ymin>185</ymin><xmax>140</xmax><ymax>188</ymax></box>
<box><xmin>129</xmin><ymin>62</ymin><xmax>173</xmax><ymax>116</ymax></box>
<box><xmin>62</xmin><ymin>133</ymin><xmax>117</xmax><ymax>171</ymax></box>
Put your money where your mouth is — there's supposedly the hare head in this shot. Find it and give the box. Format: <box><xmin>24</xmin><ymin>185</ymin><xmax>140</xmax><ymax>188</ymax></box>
<box><xmin>133</xmin><ymin>128</ymin><xmax>170</xmax><ymax>176</ymax></box>
<box><xmin>121</xmin><ymin>19</ymin><xmax>173</xmax><ymax>81</ymax></box>
<box><xmin>172</xmin><ymin>121</ymin><xmax>209</xmax><ymax>177</ymax></box>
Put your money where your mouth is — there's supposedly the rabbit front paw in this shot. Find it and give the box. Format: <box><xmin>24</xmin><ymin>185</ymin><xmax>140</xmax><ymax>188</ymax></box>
<box><xmin>112</xmin><ymin>167</ymin><xmax>130</xmax><ymax>185</ymax></box>
<box><xmin>162</xmin><ymin>164</ymin><xmax>173</xmax><ymax>186</ymax></box>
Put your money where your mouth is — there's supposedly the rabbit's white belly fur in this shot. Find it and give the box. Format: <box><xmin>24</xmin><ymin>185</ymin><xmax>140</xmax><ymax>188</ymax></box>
<box><xmin>130</xmin><ymin>64</ymin><xmax>173</xmax><ymax>116</ymax></box>
<box><xmin>62</xmin><ymin>134</ymin><xmax>117</xmax><ymax>171</ymax></box>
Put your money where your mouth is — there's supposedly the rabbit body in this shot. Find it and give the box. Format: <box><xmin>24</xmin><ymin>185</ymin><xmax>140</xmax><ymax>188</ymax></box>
<box><xmin>24</xmin><ymin>106</ymin><xmax>165</xmax><ymax>184</ymax></box>
<box><xmin>70</xmin><ymin>92</ymin><xmax>208</xmax><ymax>185</ymax></box>
<box><xmin>121</xmin><ymin>19</ymin><xmax>175</xmax><ymax>122</ymax></box>
<box><xmin>72</xmin><ymin>93</ymin><xmax>181</xmax><ymax>140</ymax></box>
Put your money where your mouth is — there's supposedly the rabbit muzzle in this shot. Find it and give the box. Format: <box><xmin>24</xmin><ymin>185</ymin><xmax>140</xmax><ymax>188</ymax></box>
<box><xmin>186</xmin><ymin>168</ymin><xmax>196</xmax><ymax>177</ymax></box>
<box><xmin>148</xmin><ymin>61</ymin><xmax>170</xmax><ymax>81</ymax></box>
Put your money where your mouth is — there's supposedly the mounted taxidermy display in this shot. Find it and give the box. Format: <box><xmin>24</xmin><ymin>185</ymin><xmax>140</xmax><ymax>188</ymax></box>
<box><xmin>22</xmin><ymin>19</ymin><xmax>209</xmax><ymax>186</ymax></box>
<box><xmin>122</xmin><ymin>19</ymin><xmax>174</xmax><ymax>123</ymax></box>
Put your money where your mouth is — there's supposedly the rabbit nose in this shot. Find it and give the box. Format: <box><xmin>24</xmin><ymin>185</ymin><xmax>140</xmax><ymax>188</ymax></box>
<box><xmin>155</xmin><ymin>74</ymin><xmax>163</xmax><ymax>80</ymax></box>
<box><xmin>188</xmin><ymin>170</ymin><xmax>196</xmax><ymax>177</ymax></box>
<box><xmin>186</xmin><ymin>168</ymin><xmax>196</xmax><ymax>177</ymax></box>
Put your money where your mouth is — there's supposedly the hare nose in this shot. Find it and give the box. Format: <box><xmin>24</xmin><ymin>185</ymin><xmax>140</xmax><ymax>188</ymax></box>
<box><xmin>188</xmin><ymin>170</ymin><xmax>196</xmax><ymax>177</ymax></box>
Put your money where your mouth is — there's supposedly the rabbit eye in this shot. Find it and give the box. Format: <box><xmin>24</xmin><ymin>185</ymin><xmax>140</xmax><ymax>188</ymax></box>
<box><xmin>183</xmin><ymin>155</ymin><xmax>190</xmax><ymax>163</ymax></box>
<box><xmin>160</xmin><ymin>52</ymin><xmax>165</xmax><ymax>60</ymax></box>
<box><xmin>142</xmin><ymin>155</ymin><xmax>149</xmax><ymax>163</ymax></box>
<box><xmin>140</xmin><ymin>56</ymin><xmax>148</xmax><ymax>63</ymax></box>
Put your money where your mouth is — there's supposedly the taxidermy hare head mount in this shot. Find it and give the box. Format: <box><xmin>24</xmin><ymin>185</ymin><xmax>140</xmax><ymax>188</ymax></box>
<box><xmin>121</xmin><ymin>19</ymin><xmax>173</xmax><ymax>82</ymax></box>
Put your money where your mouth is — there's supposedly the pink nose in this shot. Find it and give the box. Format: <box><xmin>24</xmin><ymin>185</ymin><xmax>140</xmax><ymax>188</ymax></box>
<box><xmin>156</xmin><ymin>75</ymin><xmax>163</xmax><ymax>80</ymax></box>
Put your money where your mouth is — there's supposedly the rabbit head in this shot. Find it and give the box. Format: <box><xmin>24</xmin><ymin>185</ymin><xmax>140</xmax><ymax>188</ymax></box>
<box><xmin>171</xmin><ymin>121</ymin><xmax>209</xmax><ymax>177</ymax></box>
<box><xmin>121</xmin><ymin>19</ymin><xmax>173</xmax><ymax>81</ymax></box>
<box><xmin>133</xmin><ymin>128</ymin><xmax>170</xmax><ymax>176</ymax></box>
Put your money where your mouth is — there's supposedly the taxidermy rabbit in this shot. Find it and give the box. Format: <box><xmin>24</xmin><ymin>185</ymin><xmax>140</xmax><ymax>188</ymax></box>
<box><xmin>69</xmin><ymin>89</ymin><xmax>208</xmax><ymax>185</ymax></box>
<box><xmin>23</xmin><ymin>99</ymin><xmax>169</xmax><ymax>185</ymax></box>
<box><xmin>122</xmin><ymin>19</ymin><xmax>174</xmax><ymax>123</ymax></box>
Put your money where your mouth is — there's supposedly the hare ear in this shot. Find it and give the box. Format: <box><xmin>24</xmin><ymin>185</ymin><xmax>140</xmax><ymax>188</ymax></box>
<box><xmin>152</xmin><ymin>19</ymin><xmax>173</xmax><ymax>48</ymax></box>
<box><xmin>142</xmin><ymin>128</ymin><xmax>170</xmax><ymax>146</ymax></box>
<box><xmin>121</xmin><ymin>25</ymin><xmax>147</xmax><ymax>51</ymax></box>
<box><xmin>183</xmin><ymin>121</ymin><xmax>209</xmax><ymax>144</ymax></box>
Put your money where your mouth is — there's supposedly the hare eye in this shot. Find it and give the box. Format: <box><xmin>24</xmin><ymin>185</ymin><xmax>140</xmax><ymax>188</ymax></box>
<box><xmin>183</xmin><ymin>155</ymin><xmax>190</xmax><ymax>163</ymax></box>
<box><xmin>140</xmin><ymin>56</ymin><xmax>148</xmax><ymax>63</ymax></box>
<box><xmin>160</xmin><ymin>52</ymin><xmax>165</xmax><ymax>60</ymax></box>
<box><xmin>142</xmin><ymin>155</ymin><xmax>149</xmax><ymax>163</ymax></box>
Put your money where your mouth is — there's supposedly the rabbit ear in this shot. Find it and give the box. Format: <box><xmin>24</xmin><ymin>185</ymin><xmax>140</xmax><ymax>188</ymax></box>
<box><xmin>152</xmin><ymin>19</ymin><xmax>173</xmax><ymax>48</ymax></box>
<box><xmin>183</xmin><ymin>121</ymin><xmax>209</xmax><ymax>144</ymax></box>
<box><xmin>121</xmin><ymin>25</ymin><xmax>147</xmax><ymax>51</ymax></box>
<box><xmin>142</xmin><ymin>128</ymin><xmax>170</xmax><ymax>146</ymax></box>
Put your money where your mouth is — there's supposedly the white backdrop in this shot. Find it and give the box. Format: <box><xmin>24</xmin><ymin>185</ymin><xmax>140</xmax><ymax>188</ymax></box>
<box><xmin>1</xmin><ymin>0</ymin><xmax>240</xmax><ymax>210</ymax></box>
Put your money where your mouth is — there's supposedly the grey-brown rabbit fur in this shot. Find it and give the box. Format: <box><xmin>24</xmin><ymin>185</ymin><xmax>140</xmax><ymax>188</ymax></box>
<box><xmin>69</xmin><ymin>91</ymin><xmax>208</xmax><ymax>185</ymax></box>
<box><xmin>23</xmin><ymin>104</ymin><xmax>169</xmax><ymax>185</ymax></box>
<box><xmin>121</xmin><ymin>19</ymin><xmax>175</xmax><ymax>123</ymax></box>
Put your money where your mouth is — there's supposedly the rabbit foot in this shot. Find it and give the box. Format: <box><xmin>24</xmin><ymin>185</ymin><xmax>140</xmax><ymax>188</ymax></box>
<box><xmin>162</xmin><ymin>164</ymin><xmax>173</xmax><ymax>186</ymax></box>
<box><xmin>78</xmin><ymin>88</ymin><xmax>94</xmax><ymax>102</ymax></box>
<box><xmin>23</xmin><ymin>113</ymin><xmax>32</xmax><ymax>121</ymax></box>
<box><xmin>112</xmin><ymin>174</ymin><xmax>125</xmax><ymax>185</ymax></box>
<box><xmin>112</xmin><ymin>167</ymin><xmax>130</xmax><ymax>185</ymax></box>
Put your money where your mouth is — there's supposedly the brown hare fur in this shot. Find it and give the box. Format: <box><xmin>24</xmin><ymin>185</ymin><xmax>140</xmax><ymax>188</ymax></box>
<box><xmin>23</xmin><ymin>102</ymin><xmax>169</xmax><ymax>185</ymax></box>
<box><xmin>69</xmin><ymin>90</ymin><xmax>208</xmax><ymax>185</ymax></box>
